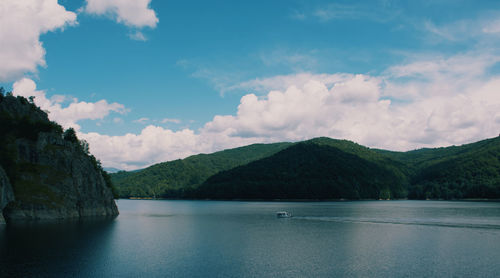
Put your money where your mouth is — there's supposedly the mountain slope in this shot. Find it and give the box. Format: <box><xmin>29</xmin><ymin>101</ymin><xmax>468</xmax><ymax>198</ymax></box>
<box><xmin>194</xmin><ymin>141</ymin><xmax>408</xmax><ymax>199</ymax></box>
<box><xmin>408</xmin><ymin>138</ymin><xmax>500</xmax><ymax>199</ymax></box>
<box><xmin>373</xmin><ymin>137</ymin><xmax>500</xmax><ymax>199</ymax></box>
<box><xmin>195</xmin><ymin>137</ymin><xmax>500</xmax><ymax>200</ymax></box>
<box><xmin>112</xmin><ymin>142</ymin><xmax>293</xmax><ymax>198</ymax></box>
<box><xmin>376</xmin><ymin>137</ymin><xmax>500</xmax><ymax>170</ymax></box>
<box><xmin>112</xmin><ymin>132</ymin><xmax>500</xmax><ymax>200</ymax></box>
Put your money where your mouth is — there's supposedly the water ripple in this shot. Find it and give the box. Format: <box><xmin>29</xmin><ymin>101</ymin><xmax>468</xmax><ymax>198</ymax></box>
<box><xmin>293</xmin><ymin>216</ymin><xmax>500</xmax><ymax>230</ymax></box>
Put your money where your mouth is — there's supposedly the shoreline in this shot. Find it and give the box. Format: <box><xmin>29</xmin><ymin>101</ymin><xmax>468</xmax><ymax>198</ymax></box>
<box><xmin>122</xmin><ymin>197</ymin><xmax>500</xmax><ymax>202</ymax></box>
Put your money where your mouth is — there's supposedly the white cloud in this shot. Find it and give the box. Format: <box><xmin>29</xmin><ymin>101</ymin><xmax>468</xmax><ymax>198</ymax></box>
<box><xmin>12</xmin><ymin>78</ymin><xmax>127</xmax><ymax>131</ymax></box>
<box><xmin>314</xmin><ymin>4</ymin><xmax>364</xmax><ymax>21</ymax></box>
<box><xmin>81</xmin><ymin>126</ymin><xmax>260</xmax><ymax>170</ymax></box>
<box><xmin>483</xmin><ymin>19</ymin><xmax>500</xmax><ymax>34</ymax></box>
<box><xmin>133</xmin><ymin>117</ymin><xmax>149</xmax><ymax>124</ymax></box>
<box><xmin>422</xmin><ymin>16</ymin><xmax>500</xmax><ymax>42</ymax></box>
<box><xmin>0</xmin><ymin>0</ymin><xmax>77</xmax><ymax>82</ymax></box>
<box><xmin>128</xmin><ymin>30</ymin><xmax>147</xmax><ymax>41</ymax></box>
<box><xmin>259</xmin><ymin>49</ymin><xmax>319</xmax><ymax>71</ymax></box>
<box><xmin>423</xmin><ymin>20</ymin><xmax>461</xmax><ymax>41</ymax></box>
<box><xmin>203</xmin><ymin>76</ymin><xmax>388</xmax><ymax>143</ymax></box>
<box><xmin>80</xmin><ymin>51</ymin><xmax>500</xmax><ymax>170</ymax></box>
<box><xmin>204</xmin><ymin>59</ymin><xmax>500</xmax><ymax>150</ymax></box>
<box><xmin>84</xmin><ymin>0</ymin><xmax>158</xmax><ymax>28</ymax></box>
<box><xmin>228</xmin><ymin>72</ymin><xmax>351</xmax><ymax>94</ymax></box>
<box><xmin>312</xmin><ymin>3</ymin><xmax>398</xmax><ymax>22</ymax></box>
<box><xmin>161</xmin><ymin>118</ymin><xmax>181</xmax><ymax>124</ymax></box>
<box><xmin>384</xmin><ymin>52</ymin><xmax>500</xmax><ymax>101</ymax></box>
<box><xmin>191</xmin><ymin>67</ymin><xmax>244</xmax><ymax>96</ymax></box>
<box><xmin>113</xmin><ymin>117</ymin><xmax>124</xmax><ymax>124</ymax></box>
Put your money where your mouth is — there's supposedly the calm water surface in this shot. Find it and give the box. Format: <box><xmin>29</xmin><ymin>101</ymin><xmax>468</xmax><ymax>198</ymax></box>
<box><xmin>1</xmin><ymin>200</ymin><xmax>500</xmax><ymax>277</ymax></box>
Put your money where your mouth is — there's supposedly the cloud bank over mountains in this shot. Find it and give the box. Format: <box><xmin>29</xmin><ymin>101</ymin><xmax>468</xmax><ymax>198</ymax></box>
<box><xmin>3</xmin><ymin>1</ymin><xmax>500</xmax><ymax>170</ymax></box>
<box><xmin>79</xmin><ymin>52</ymin><xmax>500</xmax><ymax>170</ymax></box>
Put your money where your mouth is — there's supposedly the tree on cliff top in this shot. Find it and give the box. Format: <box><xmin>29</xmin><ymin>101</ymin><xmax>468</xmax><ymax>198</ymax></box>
<box><xmin>63</xmin><ymin>128</ymin><xmax>78</xmax><ymax>143</ymax></box>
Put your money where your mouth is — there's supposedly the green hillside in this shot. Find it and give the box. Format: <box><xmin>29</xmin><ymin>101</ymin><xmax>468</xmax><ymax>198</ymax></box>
<box><xmin>405</xmin><ymin>138</ymin><xmax>500</xmax><ymax>199</ymax></box>
<box><xmin>376</xmin><ymin>137</ymin><xmax>500</xmax><ymax>169</ymax></box>
<box><xmin>371</xmin><ymin>137</ymin><xmax>500</xmax><ymax>199</ymax></box>
<box><xmin>193</xmin><ymin>136</ymin><xmax>500</xmax><ymax>200</ymax></box>
<box><xmin>194</xmin><ymin>141</ymin><xmax>408</xmax><ymax>200</ymax></box>
<box><xmin>112</xmin><ymin>135</ymin><xmax>500</xmax><ymax>200</ymax></box>
<box><xmin>113</xmin><ymin>142</ymin><xmax>293</xmax><ymax>198</ymax></box>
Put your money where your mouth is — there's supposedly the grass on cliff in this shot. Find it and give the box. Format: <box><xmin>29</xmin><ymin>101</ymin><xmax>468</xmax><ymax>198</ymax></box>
<box><xmin>12</xmin><ymin>163</ymin><xmax>67</xmax><ymax>208</ymax></box>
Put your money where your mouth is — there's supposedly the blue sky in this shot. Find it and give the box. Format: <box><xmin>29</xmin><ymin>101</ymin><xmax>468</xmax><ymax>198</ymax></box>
<box><xmin>2</xmin><ymin>0</ymin><xmax>500</xmax><ymax>169</ymax></box>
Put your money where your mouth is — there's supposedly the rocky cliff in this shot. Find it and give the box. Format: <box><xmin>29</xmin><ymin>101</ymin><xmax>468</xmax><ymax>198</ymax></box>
<box><xmin>0</xmin><ymin>167</ymin><xmax>14</xmax><ymax>224</ymax></box>
<box><xmin>0</xmin><ymin>93</ymin><xmax>118</xmax><ymax>222</ymax></box>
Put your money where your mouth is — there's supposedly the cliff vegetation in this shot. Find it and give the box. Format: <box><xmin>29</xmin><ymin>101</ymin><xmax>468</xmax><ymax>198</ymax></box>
<box><xmin>0</xmin><ymin>89</ymin><xmax>118</xmax><ymax>222</ymax></box>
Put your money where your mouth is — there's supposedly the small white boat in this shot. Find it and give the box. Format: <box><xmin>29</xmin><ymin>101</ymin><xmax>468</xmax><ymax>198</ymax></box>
<box><xmin>276</xmin><ymin>211</ymin><xmax>292</xmax><ymax>218</ymax></box>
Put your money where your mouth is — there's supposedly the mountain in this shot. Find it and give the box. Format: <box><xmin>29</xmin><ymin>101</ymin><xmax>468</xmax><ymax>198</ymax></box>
<box><xmin>104</xmin><ymin>167</ymin><xmax>123</xmax><ymax>173</ymax></box>
<box><xmin>382</xmin><ymin>137</ymin><xmax>500</xmax><ymax>199</ymax></box>
<box><xmin>197</xmin><ymin>137</ymin><xmax>500</xmax><ymax>200</ymax></box>
<box><xmin>194</xmin><ymin>139</ymin><xmax>408</xmax><ymax>200</ymax></box>
<box><xmin>112</xmin><ymin>135</ymin><xmax>500</xmax><ymax>200</ymax></box>
<box><xmin>112</xmin><ymin>142</ymin><xmax>293</xmax><ymax>198</ymax></box>
<box><xmin>0</xmin><ymin>93</ymin><xmax>118</xmax><ymax>223</ymax></box>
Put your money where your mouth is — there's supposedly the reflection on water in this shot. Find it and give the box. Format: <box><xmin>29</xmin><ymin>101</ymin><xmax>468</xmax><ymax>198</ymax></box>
<box><xmin>1</xmin><ymin>200</ymin><xmax>500</xmax><ymax>277</ymax></box>
<box><xmin>0</xmin><ymin>217</ymin><xmax>117</xmax><ymax>277</ymax></box>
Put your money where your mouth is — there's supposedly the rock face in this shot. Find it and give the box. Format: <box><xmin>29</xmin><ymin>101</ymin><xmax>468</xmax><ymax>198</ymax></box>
<box><xmin>0</xmin><ymin>167</ymin><xmax>15</xmax><ymax>224</ymax></box>
<box><xmin>0</xmin><ymin>94</ymin><xmax>118</xmax><ymax>222</ymax></box>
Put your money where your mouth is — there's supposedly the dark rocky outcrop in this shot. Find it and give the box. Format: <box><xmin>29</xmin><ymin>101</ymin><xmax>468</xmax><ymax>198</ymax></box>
<box><xmin>0</xmin><ymin>166</ymin><xmax>15</xmax><ymax>224</ymax></box>
<box><xmin>0</xmin><ymin>93</ymin><xmax>118</xmax><ymax>222</ymax></box>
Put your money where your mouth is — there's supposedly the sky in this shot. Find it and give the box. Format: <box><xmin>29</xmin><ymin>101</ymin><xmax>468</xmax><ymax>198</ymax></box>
<box><xmin>2</xmin><ymin>0</ymin><xmax>500</xmax><ymax>170</ymax></box>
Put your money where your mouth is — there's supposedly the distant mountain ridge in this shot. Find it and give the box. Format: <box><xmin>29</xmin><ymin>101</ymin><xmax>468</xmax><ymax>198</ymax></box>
<box><xmin>104</xmin><ymin>167</ymin><xmax>123</xmax><ymax>174</ymax></box>
<box><xmin>111</xmin><ymin>136</ymin><xmax>500</xmax><ymax>200</ymax></box>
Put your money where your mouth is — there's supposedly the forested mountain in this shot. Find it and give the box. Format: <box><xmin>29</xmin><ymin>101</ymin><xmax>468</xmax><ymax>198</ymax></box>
<box><xmin>401</xmin><ymin>137</ymin><xmax>500</xmax><ymax>199</ymax></box>
<box><xmin>112</xmin><ymin>135</ymin><xmax>500</xmax><ymax>200</ymax></box>
<box><xmin>195</xmin><ymin>141</ymin><xmax>408</xmax><ymax>199</ymax></box>
<box><xmin>113</xmin><ymin>142</ymin><xmax>292</xmax><ymax>198</ymax></box>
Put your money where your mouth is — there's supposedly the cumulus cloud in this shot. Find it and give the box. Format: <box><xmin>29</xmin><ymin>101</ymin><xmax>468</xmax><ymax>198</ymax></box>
<box><xmin>203</xmin><ymin>75</ymin><xmax>389</xmax><ymax>143</ymax></box>
<box><xmin>205</xmin><ymin>63</ymin><xmax>500</xmax><ymax>151</ymax></box>
<box><xmin>81</xmin><ymin>126</ymin><xmax>259</xmax><ymax>170</ymax></box>
<box><xmin>12</xmin><ymin>78</ymin><xmax>127</xmax><ymax>130</ymax></box>
<box><xmin>0</xmin><ymin>0</ymin><xmax>77</xmax><ymax>82</ymax></box>
<box><xmin>84</xmin><ymin>0</ymin><xmax>158</xmax><ymax>28</ymax></box>
<box><xmin>80</xmin><ymin>51</ymin><xmax>500</xmax><ymax>170</ymax></box>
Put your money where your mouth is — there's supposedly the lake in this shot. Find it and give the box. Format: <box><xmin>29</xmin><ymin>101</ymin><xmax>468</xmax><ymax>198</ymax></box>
<box><xmin>1</xmin><ymin>200</ymin><xmax>500</xmax><ymax>277</ymax></box>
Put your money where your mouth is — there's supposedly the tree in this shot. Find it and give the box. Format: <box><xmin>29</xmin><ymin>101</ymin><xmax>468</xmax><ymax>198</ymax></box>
<box><xmin>63</xmin><ymin>128</ymin><xmax>78</xmax><ymax>143</ymax></box>
<box><xmin>80</xmin><ymin>139</ymin><xmax>90</xmax><ymax>155</ymax></box>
